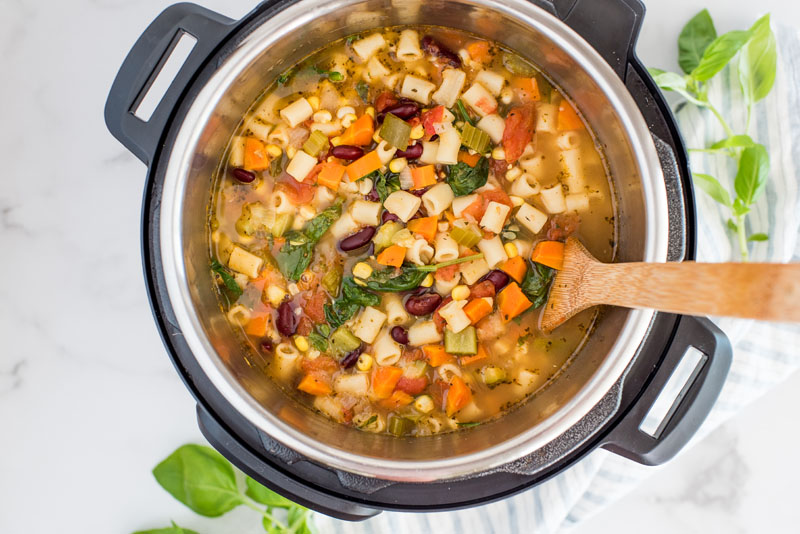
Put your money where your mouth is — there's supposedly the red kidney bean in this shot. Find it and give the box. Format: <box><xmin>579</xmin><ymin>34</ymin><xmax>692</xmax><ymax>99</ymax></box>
<box><xmin>410</xmin><ymin>187</ymin><xmax>430</xmax><ymax>198</ymax></box>
<box><xmin>341</xmin><ymin>345</ymin><xmax>364</xmax><ymax>369</ymax></box>
<box><xmin>276</xmin><ymin>301</ymin><xmax>297</xmax><ymax>336</ymax></box>
<box><xmin>391</xmin><ymin>326</ymin><xmax>409</xmax><ymax>345</ymax></box>
<box><xmin>339</xmin><ymin>226</ymin><xmax>376</xmax><ymax>251</ymax></box>
<box><xmin>379</xmin><ymin>103</ymin><xmax>419</xmax><ymax>122</ymax></box>
<box><xmin>396</xmin><ymin>143</ymin><xmax>423</xmax><ymax>160</ymax></box>
<box><xmin>422</xmin><ymin>36</ymin><xmax>461</xmax><ymax>67</ymax></box>
<box><xmin>405</xmin><ymin>293</ymin><xmax>443</xmax><ymax>316</ymax></box>
<box><xmin>232</xmin><ymin>168</ymin><xmax>256</xmax><ymax>183</ymax></box>
<box><xmin>366</xmin><ymin>185</ymin><xmax>380</xmax><ymax>202</ymax></box>
<box><xmin>331</xmin><ymin>145</ymin><xmax>364</xmax><ymax>160</ymax></box>
<box><xmin>482</xmin><ymin>270</ymin><xmax>510</xmax><ymax>292</ymax></box>
<box><xmin>260</xmin><ymin>339</ymin><xmax>274</xmax><ymax>353</ymax></box>
<box><xmin>381</xmin><ymin>210</ymin><xmax>400</xmax><ymax>224</ymax></box>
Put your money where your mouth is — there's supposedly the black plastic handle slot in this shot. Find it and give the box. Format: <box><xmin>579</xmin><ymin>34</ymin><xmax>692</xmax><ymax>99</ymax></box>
<box><xmin>601</xmin><ymin>316</ymin><xmax>732</xmax><ymax>465</ymax></box>
<box><xmin>104</xmin><ymin>3</ymin><xmax>234</xmax><ymax>166</ymax></box>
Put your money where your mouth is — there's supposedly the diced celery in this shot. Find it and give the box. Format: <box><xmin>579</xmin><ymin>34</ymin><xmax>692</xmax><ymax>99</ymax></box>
<box><xmin>330</xmin><ymin>327</ymin><xmax>361</xmax><ymax>355</ymax></box>
<box><xmin>271</xmin><ymin>213</ymin><xmax>293</xmax><ymax>237</ymax></box>
<box><xmin>460</xmin><ymin>123</ymin><xmax>490</xmax><ymax>154</ymax></box>
<box><xmin>387</xmin><ymin>415</ymin><xmax>413</xmax><ymax>436</ymax></box>
<box><xmin>480</xmin><ymin>366</ymin><xmax>507</xmax><ymax>386</ymax></box>
<box><xmin>303</xmin><ymin>130</ymin><xmax>330</xmax><ymax>157</ymax></box>
<box><xmin>235</xmin><ymin>202</ymin><xmax>275</xmax><ymax>237</ymax></box>
<box><xmin>379</xmin><ymin>113</ymin><xmax>412</xmax><ymax>151</ymax></box>
<box><xmin>449</xmin><ymin>226</ymin><xmax>481</xmax><ymax>248</ymax></box>
<box><xmin>404</xmin><ymin>359</ymin><xmax>428</xmax><ymax>379</ymax></box>
<box><xmin>321</xmin><ymin>263</ymin><xmax>343</xmax><ymax>296</ymax></box>
<box><xmin>444</xmin><ymin>326</ymin><xmax>477</xmax><ymax>355</ymax></box>
<box><xmin>372</xmin><ymin>221</ymin><xmax>404</xmax><ymax>252</ymax></box>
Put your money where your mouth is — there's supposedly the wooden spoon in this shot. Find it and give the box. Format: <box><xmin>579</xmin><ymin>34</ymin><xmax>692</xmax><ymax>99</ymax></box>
<box><xmin>540</xmin><ymin>237</ymin><xmax>800</xmax><ymax>332</ymax></box>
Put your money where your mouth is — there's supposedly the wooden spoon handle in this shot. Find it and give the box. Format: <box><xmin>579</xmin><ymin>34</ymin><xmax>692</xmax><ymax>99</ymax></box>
<box><xmin>584</xmin><ymin>261</ymin><xmax>800</xmax><ymax>322</ymax></box>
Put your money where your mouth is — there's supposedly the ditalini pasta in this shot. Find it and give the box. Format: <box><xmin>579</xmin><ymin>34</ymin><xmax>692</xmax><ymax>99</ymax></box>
<box><xmin>210</xmin><ymin>27</ymin><xmax>616</xmax><ymax>437</ymax></box>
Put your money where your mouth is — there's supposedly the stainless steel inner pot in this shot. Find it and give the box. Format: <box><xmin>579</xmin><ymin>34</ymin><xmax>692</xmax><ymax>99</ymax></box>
<box><xmin>158</xmin><ymin>0</ymin><xmax>669</xmax><ymax>481</ymax></box>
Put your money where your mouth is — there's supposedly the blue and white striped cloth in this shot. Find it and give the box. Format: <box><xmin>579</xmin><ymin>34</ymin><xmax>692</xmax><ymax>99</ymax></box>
<box><xmin>317</xmin><ymin>24</ymin><xmax>800</xmax><ymax>534</ymax></box>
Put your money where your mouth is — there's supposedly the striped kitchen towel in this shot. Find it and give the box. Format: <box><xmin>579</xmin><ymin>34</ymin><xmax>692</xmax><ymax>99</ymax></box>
<box><xmin>316</xmin><ymin>23</ymin><xmax>800</xmax><ymax>534</ymax></box>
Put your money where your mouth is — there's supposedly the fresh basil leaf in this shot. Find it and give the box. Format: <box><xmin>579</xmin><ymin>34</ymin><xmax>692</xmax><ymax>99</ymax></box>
<box><xmin>691</xmin><ymin>29</ymin><xmax>751</xmax><ymax>82</ymax></box>
<box><xmin>739</xmin><ymin>14</ymin><xmax>777</xmax><ymax>106</ymax></box>
<box><xmin>365</xmin><ymin>265</ymin><xmax>429</xmax><ymax>292</ymax></box>
<box><xmin>710</xmin><ymin>134</ymin><xmax>755</xmax><ymax>150</ymax></box>
<box><xmin>520</xmin><ymin>261</ymin><xmax>554</xmax><ymax>309</ymax></box>
<box><xmin>446</xmin><ymin>157</ymin><xmax>489</xmax><ymax>196</ymax></box>
<box><xmin>734</xmin><ymin>144</ymin><xmax>769</xmax><ymax>207</ymax></box>
<box><xmin>133</xmin><ymin>521</ymin><xmax>200</xmax><ymax>534</ymax></box>
<box><xmin>647</xmin><ymin>68</ymin><xmax>706</xmax><ymax>107</ymax></box>
<box><xmin>244</xmin><ymin>477</ymin><xmax>294</xmax><ymax>508</ymax></box>
<box><xmin>211</xmin><ymin>260</ymin><xmax>243</xmax><ymax>298</ymax></box>
<box><xmin>692</xmin><ymin>173</ymin><xmax>732</xmax><ymax>206</ymax></box>
<box><xmin>727</xmin><ymin>218</ymin><xmax>739</xmax><ymax>232</ymax></box>
<box><xmin>732</xmin><ymin>197</ymin><xmax>750</xmax><ymax>217</ymax></box>
<box><xmin>678</xmin><ymin>9</ymin><xmax>717</xmax><ymax>74</ymax></box>
<box><xmin>748</xmin><ymin>232</ymin><xmax>769</xmax><ymax>242</ymax></box>
<box><xmin>152</xmin><ymin>445</ymin><xmax>242</xmax><ymax>517</ymax></box>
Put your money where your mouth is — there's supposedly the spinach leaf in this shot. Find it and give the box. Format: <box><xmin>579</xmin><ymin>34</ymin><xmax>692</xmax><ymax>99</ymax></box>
<box><xmin>373</xmin><ymin>170</ymin><xmax>401</xmax><ymax>202</ymax></box>
<box><xmin>342</xmin><ymin>277</ymin><xmax>382</xmax><ymax>306</ymax></box>
<box><xmin>691</xmin><ymin>29</ymin><xmax>751</xmax><ymax>82</ymax></box>
<box><xmin>647</xmin><ymin>68</ymin><xmax>706</xmax><ymax>107</ymax></box>
<box><xmin>245</xmin><ymin>476</ymin><xmax>294</xmax><ymax>508</ymax></box>
<box><xmin>678</xmin><ymin>9</ymin><xmax>717</xmax><ymax>74</ymax></box>
<box><xmin>152</xmin><ymin>444</ymin><xmax>243</xmax><ymax>517</ymax></box>
<box><xmin>446</xmin><ymin>157</ymin><xmax>489</xmax><ymax>196</ymax></box>
<box><xmin>520</xmin><ymin>261</ymin><xmax>555</xmax><ymax>309</ymax></box>
<box><xmin>133</xmin><ymin>521</ymin><xmax>199</xmax><ymax>534</ymax></box>
<box><xmin>308</xmin><ymin>331</ymin><xmax>328</xmax><ymax>351</ymax></box>
<box><xmin>734</xmin><ymin>144</ymin><xmax>770</xmax><ymax>208</ymax></box>
<box><xmin>692</xmin><ymin>173</ymin><xmax>732</xmax><ymax>206</ymax></box>
<box><xmin>324</xmin><ymin>278</ymin><xmax>381</xmax><ymax>328</ymax></box>
<box><xmin>211</xmin><ymin>260</ymin><xmax>243</xmax><ymax>298</ymax></box>
<box><xmin>739</xmin><ymin>14</ymin><xmax>777</xmax><ymax>107</ymax></box>
<box><xmin>365</xmin><ymin>265</ymin><xmax>429</xmax><ymax>292</ymax></box>
<box><xmin>276</xmin><ymin>201</ymin><xmax>342</xmax><ymax>281</ymax></box>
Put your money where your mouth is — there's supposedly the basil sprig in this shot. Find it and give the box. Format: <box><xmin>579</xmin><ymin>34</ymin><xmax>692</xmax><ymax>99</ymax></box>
<box><xmin>648</xmin><ymin>10</ymin><xmax>777</xmax><ymax>261</ymax></box>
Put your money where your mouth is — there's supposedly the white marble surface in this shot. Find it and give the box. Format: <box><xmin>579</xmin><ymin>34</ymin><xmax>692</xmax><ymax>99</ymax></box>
<box><xmin>1</xmin><ymin>1</ymin><xmax>798</xmax><ymax>533</ymax></box>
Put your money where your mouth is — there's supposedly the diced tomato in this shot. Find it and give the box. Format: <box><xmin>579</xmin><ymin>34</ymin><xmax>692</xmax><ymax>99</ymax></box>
<box><xmin>421</xmin><ymin>105</ymin><xmax>445</xmax><ymax>137</ymax></box>
<box><xmin>375</xmin><ymin>91</ymin><xmax>399</xmax><ymax>112</ymax></box>
<box><xmin>474</xmin><ymin>97</ymin><xmax>498</xmax><ymax>116</ymax></box>
<box><xmin>301</xmin><ymin>355</ymin><xmax>339</xmax><ymax>374</ymax></box>
<box><xmin>469</xmin><ymin>280</ymin><xmax>496</xmax><ymax>299</ymax></box>
<box><xmin>434</xmin><ymin>263</ymin><xmax>460</xmax><ymax>282</ymax></box>
<box><xmin>502</xmin><ymin>105</ymin><xmax>536</xmax><ymax>164</ymax></box>
<box><xmin>462</xmin><ymin>195</ymin><xmax>487</xmax><ymax>221</ymax></box>
<box><xmin>483</xmin><ymin>188</ymin><xmax>513</xmax><ymax>209</ymax></box>
<box><xmin>296</xmin><ymin>316</ymin><xmax>313</xmax><ymax>336</ymax></box>
<box><xmin>546</xmin><ymin>213</ymin><xmax>581</xmax><ymax>241</ymax></box>
<box><xmin>433</xmin><ymin>296</ymin><xmax>453</xmax><ymax>333</ymax></box>
<box><xmin>304</xmin><ymin>289</ymin><xmax>328</xmax><ymax>323</ymax></box>
<box><xmin>395</xmin><ymin>376</ymin><xmax>428</xmax><ymax>395</ymax></box>
<box><xmin>276</xmin><ymin>178</ymin><xmax>315</xmax><ymax>204</ymax></box>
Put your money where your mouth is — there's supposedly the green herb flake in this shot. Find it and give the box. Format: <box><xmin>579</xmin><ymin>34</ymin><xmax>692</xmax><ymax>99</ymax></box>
<box><xmin>360</xmin><ymin>414</ymin><xmax>378</xmax><ymax>428</ymax></box>
<box><xmin>211</xmin><ymin>260</ymin><xmax>243</xmax><ymax>298</ymax></box>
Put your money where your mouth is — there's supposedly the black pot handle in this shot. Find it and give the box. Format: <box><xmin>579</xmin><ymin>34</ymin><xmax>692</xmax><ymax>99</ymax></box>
<box><xmin>601</xmin><ymin>316</ymin><xmax>732</xmax><ymax>465</ymax></box>
<box><xmin>196</xmin><ymin>405</ymin><xmax>381</xmax><ymax>521</ymax></box>
<box><xmin>104</xmin><ymin>3</ymin><xmax>234</xmax><ymax>166</ymax></box>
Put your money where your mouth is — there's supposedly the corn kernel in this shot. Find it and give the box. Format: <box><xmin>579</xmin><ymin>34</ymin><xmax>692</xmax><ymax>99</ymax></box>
<box><xmin>313</xmin><ymin>110</ymin><xmax>332</xmax><ymax>123</ymax></box>
<box><xmin>265</xmin><ymin>144</ymin><xmax>282</xmax><ymax>158</ymax></box>
<box><xmin>491</xmin><ymin>147</ymin><xmax>506</xmax><ymax>160</ymax></box>
<box><xmin>287</xmin><ymin>146</ymin><xmax>297</xmax><ymax>159</ymax></box>
<box><xmin>504</xmin><ymin>242</ymin><xmax>519</xmax><ymax>258</ymax></box>
<box><xmin>288</xmin><ymin>282</ymin><xmax>300</xmax><ymax>296</ymax></box>
<box><xmin>307</xmin><ymin>96</ymin><xmax>320</xmax><ymax>111</ymax></box>
<box><xmin>506</xmin><ymin>166</ymin><xmax>522</xmax><ymax>181</ymax></box>
<box><xmin>414</xmin><ymin>394</ymin><xmax>434</xmax><ymax>414</ymax></box>
<box><xmin>509</xmin><ymin>195</ymin><xmax>524</xmax><ymax>207</ymax></box>
<box><xmin>389</xmin><ymin>157</ymin><xmax>408</xmax><ymax>173</ymax></box>
<box><xmin>353</xmin><ymin>262</ymin><xmax>373</xmax><ymax>279</ymax></box>
<box><xmin>342</xmin><ymin>113</ymin><xmax>357</xmax><ymax>128</ymax></box>
<box><xmin>421</xmin><ymin>273</ymin><xmax>434</xmax><ymax>287</ymax></box>
<box><xmin>294</xmin><ymin>335</ymin><xmax>310</xmax><ymax>352</ymax></box>
<box><xmin>331</xmin><ymin>136</ymin><xmax>343</xmax><ymax>146</ymax></box>
<box><xmin>267</xmin><ymin>286</ymin><xmax>286</xmax><ymax>307</ymax></box>
<box><xmin>451</xmin><ymin>285</ymin><xmax>470</xmax><ymax>301</ymax></box>
<box><xmin>410</xmin><ymin>124</ymin><xmax>425</xmax><ymax>140</ymax></box>
<box><xmin>356</xmin><ymin>354</ymin><xmax>374</xmax><ymax>372</ymax></box>
<box><xmin>365</xmin><ymin>106</ymin><xmax>376</xmax><ymax>118</ymax></box>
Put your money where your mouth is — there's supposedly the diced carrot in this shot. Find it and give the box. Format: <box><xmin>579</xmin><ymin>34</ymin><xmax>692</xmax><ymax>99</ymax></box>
<box><xmin>316</xmin><ymin>161</ymin><xmax>346</xmax><ymax>191</ymax></box>
<box><xmin>345</xmin><ymin>150</ymin><xmax>382</xmax><ymax>181</ymax></box>
<box><xmin>459</xmin><ymin>344</ymin><xmax>489</xmax><ymax>366</ymax></box>
<box><xmin>446</xmin><ymin>375</ymin><xmax>472</xmax><ymax>416</ymax></box>
<box><xmin>557</xmin><ymin>100</ymin><xmax>583</xmax><ymax>131</ymax></box>
<box><xmin>243</xmin><ymin>137</ymin><xmax>271</xmax><ymax>171</ymax></box>
<box><xmin>339</xmin><ymin>114</ymin><xmax>374</xmax><ymax>146</ymax></box>
<box><xmin>422</xmin><ymin>345</ymin><xmax>453</xmax><ymax>367</ymax></box>
<box><xmin>531</xmin><ymin>240</ymin><xmax>565</xmax><ymax>270</ymax></box>
<box><xmin>376</xmin><ymin>244</ymin><xmax>407</xmax><ymax>268</ymax></box>
<box><xmin>410</xmin><ymin>164</ymin><xmax>437</xmax><ymax>190</ymax></box>
<box><xmin>466</xmin><ymin>40</ymin><xmax>490</xmax><ymax>63</ymax></box>
<box><xmin>379</xmin><ymin>390</ymin><xmax>414</xmax><ymax>410</ymax></box>
<box><xmin>371</xmin><ymin>366</ymin><xmax>404</xmax><ymax>399</ymax></box>
<box><xmin>407</xmin><ymin>216</ymin><xmax>438</xmax><ymax>243</ymax></box>
<box><xmin>463</xmin><ymin>298</ymin><xmax>493</xmax><ymax>325</ymax></box>
<box><xmin>245</xmin><ymin>315</ymin><xmax>269</xmax><ymax>337</ymax></box>
<box><xmin>297</xmin><ymin>373</ymin><xmax>332</xmax><ymax>396</ymax></box>
<box><xmin>458</xmin><ymin>150</ymin><xmax>482</xmax><ymax>167</ymax></box>
<box><xmin>501</xmin><ymin>255</ymin><xmax>528</xmax><ymax>284</ymax></box>
<box><xmin>511</xmin><ymin>77</ymin><xmax>541</xmax><ymax>102</ymax></box>
<box><xmin>497</xmin><ymin>281</ymin><xmax>533</xmax><ymax>323</ymax></box>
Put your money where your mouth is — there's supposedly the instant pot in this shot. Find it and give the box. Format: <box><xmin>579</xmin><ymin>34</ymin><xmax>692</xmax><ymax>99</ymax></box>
<box><xmin>105</xmin><ymin>0</ymin><xmax>732</xmax><ymax>520</ymax></box>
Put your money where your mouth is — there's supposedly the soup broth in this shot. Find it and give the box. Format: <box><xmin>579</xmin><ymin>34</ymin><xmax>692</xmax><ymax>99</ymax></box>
<box><xmin>208</xmin><ymin>27</ymin><xmax>615</xmax><ymax>436</ymax></box>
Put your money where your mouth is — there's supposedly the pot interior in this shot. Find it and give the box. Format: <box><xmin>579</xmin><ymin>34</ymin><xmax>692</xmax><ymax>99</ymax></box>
<box><xmin>164</xmin><ymin>0</ymin><xmax>668</xmax><ymax>478</ymax></box>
